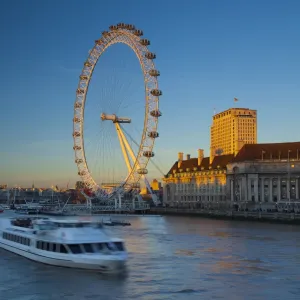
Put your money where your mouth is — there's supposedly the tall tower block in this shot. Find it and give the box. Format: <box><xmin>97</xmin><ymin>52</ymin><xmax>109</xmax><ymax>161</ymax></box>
<box><xmin>210</xmin><ymin>108</ymin><xmax>257</xmax><ymax>163</ymax></box>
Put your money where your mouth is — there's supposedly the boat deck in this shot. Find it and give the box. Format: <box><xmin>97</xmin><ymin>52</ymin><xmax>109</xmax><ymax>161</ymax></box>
<box><xmin>11</xmin><ymin>218</ymin><xmax>32</xmax><ymax>228</ymax></box>
<box><xmin>7</xmin><ymin>217</ymin><xmax>48</xmax><ymax>229</ymax></box>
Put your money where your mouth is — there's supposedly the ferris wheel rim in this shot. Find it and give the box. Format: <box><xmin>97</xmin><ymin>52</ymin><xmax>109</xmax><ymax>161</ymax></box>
<box><xmin>72</xmin><ymin>24</ymin><xmax>161</xmax><ymax>196</ymax></box>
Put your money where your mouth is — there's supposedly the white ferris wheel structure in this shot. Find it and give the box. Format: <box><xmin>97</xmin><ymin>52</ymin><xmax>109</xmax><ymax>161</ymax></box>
<box><xmin>72</xmin><ymin>23</ymin><xmax>162</xmax><ymax>210</ymax></box>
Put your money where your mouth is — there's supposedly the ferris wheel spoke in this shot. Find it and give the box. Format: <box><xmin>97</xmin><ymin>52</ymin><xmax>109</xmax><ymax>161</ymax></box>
<box><xmin>96</xmin><ymin>129</ymin><xmax>107</xmax><ymax>180</ymax></box>
<box><xmin>96</xmin><ymin>125</ymin><xmax>109</xmax><ymax>164</ymax></box>
<box><xmin>84</xmin><ymin>130</ymin><xmax>105</xmax><ymax>179</ymax></box>
<box><xmin>119</xmin><ymin>96</ymin><xmax>142</xmax><ymax>110</ymax></box>
<box><xmin>96</xmin><ymin>130</ymin><xmax>105</xmax><ymax>182</ymax></box>
<box><xmin>108</xmin><ymin>71</ymin><xmax>136</xmax><ymax>115</ymax></box>
<box><xmin>96</xmin><ymin>122</ymin><xmax>111</xmax><ymax>178</ymax></box>
<box><xmin>115</xmin><ymin>79</ymin><xmax>136</xmax><ymax>114</ymax></box>
<box><xmin>110</xmin><ymin>72</ymin><xmax>120</xmax><ymax>113</ymax></box>
<box><xmin>107</xmin><ymin>127</ymin><xmax>116</xmax><ymax>181</ymax></box>
<box><xmin>102</xmin><ymin>124</ymin><xmax>117</xmax><ymax>183</ymax></box>
<box><xmin>83</xmin><ymin>125</ymin><xmax>107</xmax><ymax>156</ymax></box>
<box><xmin>107</xmin><ymin>124</ymin><xmax>116</xmax><ymax>167</ymax></box>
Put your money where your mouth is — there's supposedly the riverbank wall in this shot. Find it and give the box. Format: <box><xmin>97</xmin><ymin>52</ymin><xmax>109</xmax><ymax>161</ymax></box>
<box><xmin>148</xmin><ymin>207</ymin><xmax>300</xmax><ymax>224</ymax></box>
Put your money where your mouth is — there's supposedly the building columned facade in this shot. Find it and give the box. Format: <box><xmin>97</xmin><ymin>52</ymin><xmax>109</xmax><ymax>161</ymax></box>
<box><xmin>226</xmin><ymin>142</ymin><xmax>300</xmax><ymax>210</ymax></box>
<box><xmin>163</xmin><ymin>150</ymin><xmax>234</xmax><ymax>208</ymax></box>
<box><xmin>210</xmin><ymin>108</ymin><xmax>257</xmax><ymax>162</ymax></box>
<box><xmin>163</xmin><ymin>142</ymin><xmax>300</xmax><ymax>211</ymax></box>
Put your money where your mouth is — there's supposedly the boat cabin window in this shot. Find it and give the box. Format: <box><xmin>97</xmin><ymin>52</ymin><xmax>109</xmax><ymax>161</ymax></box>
<box><xmin>60</xmin><ymin>244</ymin><xmax>68</xmax><ymax>253</ymax></box>
<box><xmin>96</xmin><ymin>243</ymin><xmax>103</xmax><ymax>251</ymax></box>
<box><xmin>2</xmin><ymin>232</ymin><xmax>30</xmax><ymax>246</ymax></box>
<box><xmin>93</xmin><ymin>242</ymin><xmax>123</xmax><ymax>252</ymax></box>
<box><xmin>34</xmin><ymin>222</ymin><xmax>57</xmax><ymax>231</ymax></box>
<box><xmin>68</xmin><ymin>244</ymin><xmax>82</xmax><ymax>254</ymax></box>
<box><xmin>33</xmin><ymin>241</ymin><xmax>125</xmax><ymax>254</ymax></box>
<box><xmin>36</xmin><ymin>241</ymin><xmax>68</xmax><ymax>254</ymax></box>
<box><xmin>67</xmin><ymin>243</ymin><xmax>117</xmax><ymax>254</ymax></box>
<box><xmin>114</xmin><ymin>242</ymin><xmax>125</xmax><ymax>251</ymax></box>
<box><xmin>55</xmin><ymin>222</ymin><xmax>97</xmax><ymax>228</ymax></box>
<box><xmin>105</xmin><ymin>242</ymin><xmax>117</xmax><ymax>251</ymax></box>
<box><xmin>83</xmin><ymin>243</ymin><xmax>93</xmax><ymax>253</ymax></box>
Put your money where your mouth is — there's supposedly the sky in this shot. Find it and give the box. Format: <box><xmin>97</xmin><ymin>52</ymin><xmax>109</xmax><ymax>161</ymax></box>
<box><xmin>0</xmin><ymin>0</ymin><xmax>300</xmax><ymax>187</ymax></box>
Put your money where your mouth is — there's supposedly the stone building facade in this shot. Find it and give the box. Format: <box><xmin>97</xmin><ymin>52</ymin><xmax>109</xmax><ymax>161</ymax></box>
<box><xmin>163</xmin><ymin>150</ymin><xmax>233</xmax><ymax>208</ymax></box>
<box><xmin>226</xmin><ymin>142</ymin><xmax>300</xmax><ymax>210</ymax></box>
<box><xmin>163</xmin><ymin>142</ymin><xmax>300</xmax><ymax>211</ymax></box>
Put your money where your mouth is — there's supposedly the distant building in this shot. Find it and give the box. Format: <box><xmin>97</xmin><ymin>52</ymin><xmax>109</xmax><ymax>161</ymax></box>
<box><xmin>140</xmin><ymin>187</ymin><xmax>148</xmax><ymax>194</ymax></box>
<box><xmin>150</xmin><ymin>179</ymin><xmax>161</xmax><ymax>191</ymax></box>
<box><xmin>0</xmin><ymin>184</ymin><xmax>7</xmax><ymax>190</ymax></box>
<box><xmin>210</xmin><ymin>108</ymin><xmax>257</xmax><ymax>162</ymax></box>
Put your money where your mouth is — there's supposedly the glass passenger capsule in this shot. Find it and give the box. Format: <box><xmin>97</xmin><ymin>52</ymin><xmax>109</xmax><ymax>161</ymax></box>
<box><xmin>148</xmin><ymin>131</ymin><xmax>159</xmax><ymax>138</ymax></box>
<box><xmin>145</xmin><ymin>52</ymin><xmax>156</xmax><ymax>59</ymax></box>
<box><xmin>140</xmin><ymin>39</ymin><xmax>150</xmax><ymax>46</ymax></box>
<box><xmin>150</xmin><ymin>89</ymin><xmax>162</xmax><ymax>96</ymax></box>
<box><xmin>143</xmin><ymin>151</ymin><xmax>154</xmax><ymax>158</ymax></box>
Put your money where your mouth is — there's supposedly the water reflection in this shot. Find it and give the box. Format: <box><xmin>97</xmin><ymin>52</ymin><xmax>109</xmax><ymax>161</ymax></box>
<box><xmin>0</xmin><ymin>213</ymin><xmax>300</xmax><ymax>299</ymax></box>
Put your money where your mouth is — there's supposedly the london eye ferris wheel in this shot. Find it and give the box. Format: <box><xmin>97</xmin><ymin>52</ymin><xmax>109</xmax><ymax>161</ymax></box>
<box><xmin>72</xmin><ymin>23</ymin><xmax>162</xmax><ymax>199</ymax></box>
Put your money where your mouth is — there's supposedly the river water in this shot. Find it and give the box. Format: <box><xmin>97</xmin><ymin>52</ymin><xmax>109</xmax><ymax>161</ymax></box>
<box><xmin>0</xmin><ymin>213</ymin><xmax>300</xmax><ymax>300</ymax></box>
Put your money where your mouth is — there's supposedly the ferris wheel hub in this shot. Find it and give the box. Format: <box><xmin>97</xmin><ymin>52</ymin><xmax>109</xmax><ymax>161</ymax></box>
<box><xmin>101</xmin><ymin>113</ymin><xmax>131</xmax><ymax>123</ymax></box>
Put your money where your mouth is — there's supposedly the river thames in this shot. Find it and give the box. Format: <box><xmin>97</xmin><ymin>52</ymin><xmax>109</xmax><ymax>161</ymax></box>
<box><xmin>0</xmin><ymin>214</ymin><xmax>299</xmax><ymax>300</ymax></box>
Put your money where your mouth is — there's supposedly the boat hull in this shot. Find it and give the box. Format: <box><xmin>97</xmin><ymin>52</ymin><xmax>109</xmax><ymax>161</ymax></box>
<box><xmin>0</xmin><ymin>241</ymin><xmax>126</xmax><ymax>273</ymax></box>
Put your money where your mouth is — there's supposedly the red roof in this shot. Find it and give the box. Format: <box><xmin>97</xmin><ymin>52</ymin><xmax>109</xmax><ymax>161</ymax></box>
<box><xmin>232</xmin><ymin>142</ymin><xmax>300</xmax><ymax>162</ymax></box>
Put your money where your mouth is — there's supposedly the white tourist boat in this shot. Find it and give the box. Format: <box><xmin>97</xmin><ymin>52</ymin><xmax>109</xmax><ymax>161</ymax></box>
<box><xmin>0</xmin><ymin>217</ymin><xmax>127</xmax><ymax>273</ymax></box>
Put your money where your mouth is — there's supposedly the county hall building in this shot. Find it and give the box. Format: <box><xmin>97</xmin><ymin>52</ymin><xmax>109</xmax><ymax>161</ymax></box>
<box><xmin>163</xmin><ymin>107</ymin><xmax>300</xmax><ymax>210</ymax></box>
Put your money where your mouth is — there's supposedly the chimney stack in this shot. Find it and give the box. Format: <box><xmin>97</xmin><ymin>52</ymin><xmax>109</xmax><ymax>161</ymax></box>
<box><xmin>178</xmin><ymin>152</ymin><xmax>183</xmax><ymax>168</ymax></box>
<box><xmin>186</xmin><ymin>154</ymin><xmax>190</xmax><ymax>160</ymax></box>
<box><xmin>198</xmin><ymin>149</ymin><xmax>204</xmax><ymax>166</ymax></box>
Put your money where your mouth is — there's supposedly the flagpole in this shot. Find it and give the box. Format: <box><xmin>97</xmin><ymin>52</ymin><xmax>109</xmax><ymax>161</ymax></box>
<box><xmin>234</xmin><ymin>97</ymin><xmax>238</xmax><ymax>107</ymax></box>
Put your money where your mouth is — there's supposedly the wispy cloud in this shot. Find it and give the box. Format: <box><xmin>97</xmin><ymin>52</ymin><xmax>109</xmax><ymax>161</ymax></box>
<box><xmin>58</xmin><ymin>65</ymin><xmax>81</xmax><ymax>73</ymax></box>
<box><xmin>49</xmin><ymin>59</ymin><xmax>81</xmax><ymax>74</ymax></box>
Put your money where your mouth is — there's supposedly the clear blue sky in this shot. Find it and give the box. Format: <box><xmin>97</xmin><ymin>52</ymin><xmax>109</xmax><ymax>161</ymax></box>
<box><xmin>0</xmin><ymin>0</ymin><xmax>299</xmax><ymax>187</ymax></box>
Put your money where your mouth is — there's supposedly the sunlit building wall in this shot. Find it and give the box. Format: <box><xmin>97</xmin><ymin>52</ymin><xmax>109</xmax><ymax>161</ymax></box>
<box><xmin>163</xmin><ymin>150</ymin><xmax>233</xmax><ymax>208</ymax></box>
<box><xmin>150</xmin><ymin>179</ymin><xmax>161</xmax><ymax>191</ymax></box>
<box><xmin>210</xmin><ymin>108</ymin><xmax>257</xmax><ymax>163</ymax></box>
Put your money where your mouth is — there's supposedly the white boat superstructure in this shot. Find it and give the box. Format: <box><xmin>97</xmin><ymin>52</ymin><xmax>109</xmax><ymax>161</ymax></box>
<box><xmin>0</xmin><ymin>217</ymin><xmax>127</xmax><ymax>273</ymax></box>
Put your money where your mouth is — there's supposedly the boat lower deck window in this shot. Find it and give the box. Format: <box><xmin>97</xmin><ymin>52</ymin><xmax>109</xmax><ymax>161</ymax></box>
<box><xmin>36</xmin><ymin>241</ymin><xmax>67</xmax><ymax>253</ymax></box>
<box><xmin>114</xmin><ymin>242</ymin><xmax>125</xmax><ymax>251</ymax></box>
<box><xmin>94</xmin><ymin>243</ymin><xmax>117</xmax><ymax>253</ymax></box>
<box><xmin>68</xmin><ymin>244</ymin><xmax>82</xmax><ymax>254</ymax></box>
<box><xmin>83</xmin><ymin>243</ymin><xmax>94</xmax><ymax>253</ymax></box>
<box><xmin>2</xmin><ymin>232</ymin><xmax>30</xmax><ymax>246</ymax></box>
<box><xmin>105</xmin><ymin>242</ymin><xmax>117</xmax><ymax>251</ymax></box>
<box><xmin>60</xmin><ymin>244</ymin><xmax>68</xmax><ymax>253</ymax></box>
<box><xmin>95</xmin><ymin>243</ymin><xmax>104</xmax><ymax>251</ymax></box>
